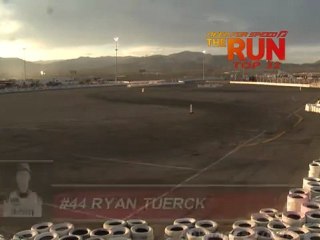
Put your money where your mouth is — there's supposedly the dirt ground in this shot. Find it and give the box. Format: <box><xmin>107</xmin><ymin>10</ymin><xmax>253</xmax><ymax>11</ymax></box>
<box><xmin>0</xmin><ymin>83</ymin><xmax>319</xmax><ymax>238</ymax></box>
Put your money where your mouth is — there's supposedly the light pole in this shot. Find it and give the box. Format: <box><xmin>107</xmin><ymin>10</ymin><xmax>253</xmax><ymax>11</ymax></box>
<box><xmin>23</xmin><ymin>48</ymin><xmax>27</xmax><ymax>81</ymax></box>
<box><xmin>40</xmin><ymin>70</ymin><xmax>46</xmax><ymax>81</ymax></box>
<box><xmin>114</xmin><ymin>37</ymin><xmax>119</xmax><ymax>81</ymax></box>
<box><xmin>202</xmin><ymin>50</ymin><xmax>206</xmax><ymax>81</ymax></box>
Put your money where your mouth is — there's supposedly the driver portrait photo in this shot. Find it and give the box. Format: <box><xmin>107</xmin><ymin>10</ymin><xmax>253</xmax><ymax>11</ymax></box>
<box><xmin>3</xmin><ymin>163</ymin><xmax>42</xmax><ymax>217</ymax></box>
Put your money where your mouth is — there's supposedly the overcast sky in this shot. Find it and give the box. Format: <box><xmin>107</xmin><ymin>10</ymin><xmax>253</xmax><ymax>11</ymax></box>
<box><xmin>0</xmin><ymin>0</ymin><xmax>319</xmax><ymax>63</ymax></box>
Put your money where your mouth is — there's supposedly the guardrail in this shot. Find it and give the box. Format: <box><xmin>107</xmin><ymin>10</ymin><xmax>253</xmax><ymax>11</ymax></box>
<box><xmin>230</xmin><ymin>81</ymin><xmax>320</xmax><ymax>88</ymax></box>
<box><xmin>0</xmin><ymin>83</ymin><xmax>127</xmax><ymax>95</ymax></box>
<box><xmin>127</xmin><ymin>81</ymin><xmax>184</xmax><ymax>88</ymax></box>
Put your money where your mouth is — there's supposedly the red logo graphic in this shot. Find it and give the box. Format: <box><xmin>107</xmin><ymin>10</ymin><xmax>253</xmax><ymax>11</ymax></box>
<box><xmin>207</xmin><ymin>30</ymin><xmax>288</xmax><ymax>70</ymax></box>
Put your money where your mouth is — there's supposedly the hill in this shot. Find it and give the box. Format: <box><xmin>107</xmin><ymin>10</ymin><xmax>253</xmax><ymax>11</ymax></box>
<box><xmin>0</xmin><ymin>51</ymin><xmax>319</xmax><ymax>79</ymax></box>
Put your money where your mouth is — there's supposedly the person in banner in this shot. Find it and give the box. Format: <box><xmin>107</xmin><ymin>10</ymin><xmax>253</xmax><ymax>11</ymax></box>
<box><xmin>3</xmin><ymin>163</ymin><xmax>42</xmax><ymax>217</ymax></box>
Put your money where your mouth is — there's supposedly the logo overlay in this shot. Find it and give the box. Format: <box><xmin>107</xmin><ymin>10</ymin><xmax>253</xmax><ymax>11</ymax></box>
<box><xmin>206</xmin><ymin>30</ymin><xmax>288</xmax><ymax>70</ymax></box>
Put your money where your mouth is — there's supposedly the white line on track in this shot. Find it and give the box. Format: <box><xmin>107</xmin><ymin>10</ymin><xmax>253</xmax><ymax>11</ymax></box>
<box><xmin>73</xmin><ymin>154</ymin><xmax>198</xmax><ymax>171</ymax></box>
<box><xmin>124</xmin><ymin>130</ymin><xmax>265</xmax><ymax>219</ymax></box>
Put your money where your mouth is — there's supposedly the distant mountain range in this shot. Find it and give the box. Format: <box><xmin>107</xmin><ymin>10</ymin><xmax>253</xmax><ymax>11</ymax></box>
<box><xmin>0</xmin><ymin>51</ymin><xmax>319</xmax><ymax>80</ymax></box>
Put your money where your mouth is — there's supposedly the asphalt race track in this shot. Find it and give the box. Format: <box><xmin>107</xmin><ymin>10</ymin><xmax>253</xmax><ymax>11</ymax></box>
<box><xmin>0</xmin><ymin>83</ymin><xmax>319</xmax><ymax>235</ymax></box>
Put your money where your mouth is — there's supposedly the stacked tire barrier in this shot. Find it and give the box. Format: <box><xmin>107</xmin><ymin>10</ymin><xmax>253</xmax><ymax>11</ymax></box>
<box><xmin>166</xmin><ymin>218</ymin><xmax>220</xmax><ymax>240</ymax></box>
<box><xmin>7</xmin><ymin>158</ymin><xmax>320</xmax><ymax>240</ymax></box>
<box><xmin>305</xmin><ymin>101</ymin><xmax>320</xmax><ymax>114</ymax></box>
<box><xmin>12</xmin><ymin>219</ymin><xmax>153</xmax><ymax>240</ymax></box>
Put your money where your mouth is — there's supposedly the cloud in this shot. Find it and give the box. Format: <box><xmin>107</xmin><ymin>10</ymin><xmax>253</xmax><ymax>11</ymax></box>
<box><xmin>0</xmin><ymin>3</ymin><xmax>21</xmax><ymax>36</ymax></box>
<box><xmin>0</xmin><ymin>0</ymin><xmax>319</xmax><ymax>62</ymax></box>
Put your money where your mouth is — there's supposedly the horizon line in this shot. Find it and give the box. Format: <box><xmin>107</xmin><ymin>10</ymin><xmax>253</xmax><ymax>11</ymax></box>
<box><xmin>0</xmin><ymin>50</ymin><xmax>318</xmax><ymax>65</ymax></box>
